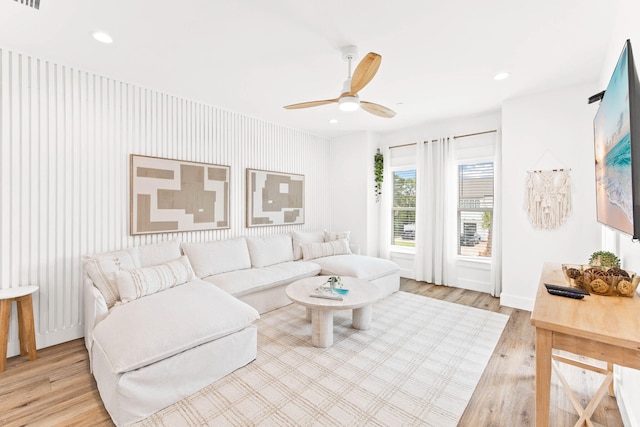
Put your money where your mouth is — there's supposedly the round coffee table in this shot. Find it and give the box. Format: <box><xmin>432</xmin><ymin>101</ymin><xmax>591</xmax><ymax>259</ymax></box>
<box><xmin>286</xmin><ymin>276</ymin><xmax>380</xmax><ymax>348</ymax></box>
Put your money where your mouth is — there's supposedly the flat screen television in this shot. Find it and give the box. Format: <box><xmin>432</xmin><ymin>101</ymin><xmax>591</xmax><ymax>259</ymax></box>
<box><xmin>594</xmin><ymin>39</ymin><xmax>640</xmax><ymax>239</ymax></box>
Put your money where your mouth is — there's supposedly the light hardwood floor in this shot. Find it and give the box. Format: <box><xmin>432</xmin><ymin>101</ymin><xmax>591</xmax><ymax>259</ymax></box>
<box><xmin>0</xmin><ymin>279</ymin><xmax>624</xmax><ymax>426</ymax></box>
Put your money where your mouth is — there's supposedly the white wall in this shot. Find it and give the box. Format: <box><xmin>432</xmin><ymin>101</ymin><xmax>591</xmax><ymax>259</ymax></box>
<box><xmin>501</xmin><ymin>83</ymin><xmax>601</xmax><ymax>310</ymax></box>
<box><xmin>0</xmin><ymin>48</ymin><xmax>331</xmax><ymax>356</ymax></box>
<box><xmin>597</xmin><ymin>0</ymin><xmax>640</xmax><ymax>424</ymax></box>
<box><xmin>329</xmin><ymin>132</ymin><xmax>369</xmax><ymax>253</ymax></box>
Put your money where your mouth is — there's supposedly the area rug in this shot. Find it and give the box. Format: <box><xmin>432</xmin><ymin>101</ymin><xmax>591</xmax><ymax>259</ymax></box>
<box><xmin>134</xmin><ymin>291</ymin><xmax>509</xmax><ymax>427</ymax></box>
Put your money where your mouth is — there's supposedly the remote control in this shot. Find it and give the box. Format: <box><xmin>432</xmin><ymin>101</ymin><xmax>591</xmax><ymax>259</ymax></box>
<box><xmin>546</xmin><ymin>288</ymin><xmax>585</xmax><ymax>299</ymax></box>
<box><xmin>544</xmin><ymin>283</ymin><xmax>589</xmax><ymax>295</ymax></box>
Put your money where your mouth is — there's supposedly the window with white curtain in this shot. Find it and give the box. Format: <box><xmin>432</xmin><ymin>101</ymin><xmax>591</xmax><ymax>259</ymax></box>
<box><xmin>392</xmin><ymin>168</ymin><xmax>416</xmax><ymax>247</ymax></box>
<box><xmin>457</xmin><ymin>161</ymin><xmax>494</xmax><ymax>257</ymax></box>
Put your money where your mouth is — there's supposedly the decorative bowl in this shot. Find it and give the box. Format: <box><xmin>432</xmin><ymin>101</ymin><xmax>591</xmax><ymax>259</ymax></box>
<box><xmin>562</xmin><ymin>264</ymin><xmax>639</xmax><ymax>297</ymax></box>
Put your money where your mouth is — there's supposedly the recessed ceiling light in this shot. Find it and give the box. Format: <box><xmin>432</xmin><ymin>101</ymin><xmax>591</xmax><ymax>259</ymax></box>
<box><xmin>328</xmin><ymin>119</ymin><xmax>338</xmax><ymax>124</ymax></box>
<box><xmin>494</xmin><ymin>72</ymin><xmax>510</xmax><ymax>81</ymax></box>
<box><xmin>92</xmin><ymin>31</ymin><xmax>113</xmax><ymax>44</ymax></box>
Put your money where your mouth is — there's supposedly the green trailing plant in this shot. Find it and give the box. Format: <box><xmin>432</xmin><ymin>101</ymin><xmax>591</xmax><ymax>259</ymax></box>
<box><xmin>588</xmin><ymin>251</ymin><xmax>621</xmax><ymax>268</ymax></box>
<box><xmin>374</xmin><ymin>150</ymin><xmax>384</xmax><ymax>202</ymax></box>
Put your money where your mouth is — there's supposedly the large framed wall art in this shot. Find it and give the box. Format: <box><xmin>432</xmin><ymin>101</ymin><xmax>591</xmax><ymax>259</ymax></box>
<box><xmin>130</xmin><ymin>154</ymin><xmax>230</xmax><ymax>235</ymax></box>
<box><xmin>246</xmin><ymin>168</ymin><xmax>304</xmax><ymax>227</ymax></box>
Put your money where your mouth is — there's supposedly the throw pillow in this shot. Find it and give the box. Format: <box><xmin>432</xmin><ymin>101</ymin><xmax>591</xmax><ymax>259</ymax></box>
<box><xmin>83</xmin><ymin>248</ymin><xmax>141</xmax><ymax>308</ymax></box>
<box><xmin>323</xmin><ymin>229</ymin><xmax>351</xmax><ymax>242</ymax></box>
<box><xmin>301</xmin><ymin>239</ymin><xmax>352</xmax><ymax>261</ymax></box>
<box><xmin>138</xmin><ymin>238</ymin><xmax>182</xmax><ymax>267</ymax></box>
<box><xmin>116</xmin><ymin>256</ymin><xmax>195</xmax><ymax>303</ymax></box>
<box><xmin>181</xmin><ymin>238</ymin><xmax>252</xmax><ymax>278</ymax></box>
<box><xmin>246</xmin><ymin>234</ymin><xmax>295</xmax><ymax>267</ymax></box>
<box><xmin>291</xmin><ymin>230</ymin><xmax>325</xmax><ymax>260</ymax></box>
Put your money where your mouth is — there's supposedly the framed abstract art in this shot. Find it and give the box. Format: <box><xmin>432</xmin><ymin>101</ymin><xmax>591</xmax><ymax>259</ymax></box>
<box><xmin>130</xmin><ymin>154</ymin><xmax>230</xmax><ymax>235</ymax></box>
<box><xmin>246</xmin><ymin>168</ymin><xmax>304</xmax><ymax>227</ymax></box>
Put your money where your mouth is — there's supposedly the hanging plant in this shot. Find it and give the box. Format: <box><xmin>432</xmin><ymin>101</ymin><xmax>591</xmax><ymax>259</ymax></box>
<box><xmin>374</xmin><ymin>149</ymin><xmax>384</xmax><ymax>202</ymax></box>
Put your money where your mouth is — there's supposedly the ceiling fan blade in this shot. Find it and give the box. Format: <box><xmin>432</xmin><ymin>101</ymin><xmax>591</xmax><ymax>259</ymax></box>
<box><xmin>283</xmin><ymin>99</ymin><xmax>338</xmax><ymax>109</ymax></box>
<box><xmin>361</xmin><ymin>101</ymin><xmax>396</xmax><ymax>118</ymax></box>
<box><xmin>350</xmin><ymin>52</ymin><xmax>382</xmax><ymax>95</ymax></box>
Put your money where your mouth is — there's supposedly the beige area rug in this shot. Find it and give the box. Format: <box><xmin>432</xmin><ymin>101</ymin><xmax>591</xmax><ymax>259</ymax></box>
<box><xmin>135</xmin><ymin>291</ymin><xmax>509</xmax><ymax>427</ymax></box>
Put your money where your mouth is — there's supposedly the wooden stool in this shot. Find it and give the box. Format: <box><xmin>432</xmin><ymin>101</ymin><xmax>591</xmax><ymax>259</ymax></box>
<box><xmin>0</xmin><ymin>286</ymin><xmax>38</xmax><ymax>372</ymax></box>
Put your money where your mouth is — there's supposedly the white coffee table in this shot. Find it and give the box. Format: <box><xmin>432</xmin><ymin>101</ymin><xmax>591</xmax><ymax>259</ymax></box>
<box><xmin>286</xmin><ymin>276</ymin><xmax>380</xmax><ymax>348</ymax></box>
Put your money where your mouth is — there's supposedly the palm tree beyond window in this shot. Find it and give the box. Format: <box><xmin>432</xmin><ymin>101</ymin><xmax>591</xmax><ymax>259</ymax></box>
<box><xmin>458</xmin><ymin>162</ymin><xmax>494</xmax><ymax>257</ymax></box>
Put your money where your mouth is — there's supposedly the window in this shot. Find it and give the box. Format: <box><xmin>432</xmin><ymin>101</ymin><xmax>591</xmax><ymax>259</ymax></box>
<box><xmin>458</xmin><ymin>162</ymin><xmax>493</xmax><ymax>257</ymax></box>
<box><xmin>392</xmin><ymin>169</ymin><xmax>416</xmax><ymax>247</ymax></box>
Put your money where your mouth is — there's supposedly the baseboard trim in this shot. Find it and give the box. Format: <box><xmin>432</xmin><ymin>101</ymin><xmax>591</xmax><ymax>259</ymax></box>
<box><xmin>500</xmin><ymin>293</ymin><xmax>534</xmax><ymax>311</ymax></box>
<box><xmin>614</xmin><ymin>366</ymin><xmax>638</xmax><ymax>427</ymax></box>
<box><xmin>6</xmin><ymin>326</ymin><xmax>83</xmax><ymax>358</ymax></box>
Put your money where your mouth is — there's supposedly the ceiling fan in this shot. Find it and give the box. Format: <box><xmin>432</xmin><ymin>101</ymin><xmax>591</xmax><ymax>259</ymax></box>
<box><xmin>283</xmin><ymin>45</ymin><xmax>396</xmax><ymax>118</ymax></box>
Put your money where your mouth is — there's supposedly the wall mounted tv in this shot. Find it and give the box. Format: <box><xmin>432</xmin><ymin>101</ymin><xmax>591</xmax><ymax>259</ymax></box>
<box><xmin>594</xmin><ymin>39</ymin><xmax>640</xmax><ymax>239</ymax></box>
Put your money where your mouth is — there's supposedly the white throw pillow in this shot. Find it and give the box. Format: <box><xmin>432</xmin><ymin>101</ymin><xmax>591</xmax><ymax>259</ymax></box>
<box><xmin>301</xmin><ymin>239</ymin><xmax>352</xmax><ymax>261</ymax></box>
<box><xmin>116</xmin><ymin>256</ymin><xmax>195</xmax><ymax>303</ymax></box>
<box><xmin>246</xmin><ymin>234</ymin><xmax>294</xmax><ymax>267</ymax></box>
<box><xmin>181</xmin><ymin>238</ymin><xmax>252</xmax><ymax>278</ymax></box>
<box><xmin>323</xmin><ymin>229</ymin><xmax>351</xmax><ymax>242</ymax></box>
<box><xmin>138</xmin><ymin>238</ymin><xmax>182</xmax><ymax>267</ymax></box>
<box><xmin>83</xmin><ymin>248</ymin><xmax>141</xmax><ymax>308</ymax></box>
<box><xmin>291</xmin><ymin>230</ymin><xmax>325</xmax><ymax>260</ymax></box>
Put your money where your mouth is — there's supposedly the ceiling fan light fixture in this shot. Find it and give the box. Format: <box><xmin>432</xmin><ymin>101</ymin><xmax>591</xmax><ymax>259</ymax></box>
<box><xmin>338</xmin><ymin>96</ymin><xmax>360</xmax><ymax>112</ymax></box>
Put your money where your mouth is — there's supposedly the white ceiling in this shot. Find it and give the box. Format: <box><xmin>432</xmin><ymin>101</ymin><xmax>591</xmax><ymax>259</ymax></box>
<box><xmin>0</xmin><ymin>0</ymin><xmax>622</xmax><ymax>138</ymax></box>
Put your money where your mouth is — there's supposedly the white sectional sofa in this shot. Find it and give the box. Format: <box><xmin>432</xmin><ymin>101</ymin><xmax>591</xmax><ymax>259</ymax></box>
<box><xmin>83</xmin><ymin>231</ymin><xmax>399</xmax><ymax>425</ymax></box>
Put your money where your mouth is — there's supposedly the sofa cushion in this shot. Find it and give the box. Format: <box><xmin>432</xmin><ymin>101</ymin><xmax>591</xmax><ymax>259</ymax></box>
<box><xmin>311</xmin><ymin>254</ymin><xmax>399</xmax><ymax>281</ymax></box>
<box><xmin>92</xmin><ymin>280</ymin><xmax>259</xmax><ymax>374</ymax></box>
<box><xmin>181</xmin><ymin>238</ymin><xmax>251</xmax><ymax>278</ymax></box>
<box><xmin>246</xmin><ymin>234</ymin><xmax>294</xmax><ymax>267</ymax></box>
<box><xmin>323</xmin><ymin>229</ymin><xmax>351</xmax><ymax>242</ymax></box>
<box><xmin>291</xmin><ymin>230</ymin><xmax>325</xmax><ymax>260</ymax></box>
<box><xmin>116</xmin><ymin>256</ymin><xmax>195</xmax><ymax>303</ymax></box>
<box><xmin>138</xmin><ymin>238</ymin><xmax>182</xmax><ymax>267</ymax></box>
<box><xmin>204</xmin><ymin>261</ymin><xmax>320</xmax><ymax>297</ymax></box>
<box><xmin>301</xmin><ymin>239</ymin><xmax>351</xmax><ymax>261</ymax></box>
<box><xmin>83</xmin><ymin>248</ymin><xmax>141</xmax><ymax>308</ymax></box>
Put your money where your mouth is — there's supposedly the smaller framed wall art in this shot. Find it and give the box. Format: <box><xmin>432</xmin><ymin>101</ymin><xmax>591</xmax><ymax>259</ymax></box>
<box><xmin>130</xmin><ymin>154</ymin><xmax>230</xmax><ymax>235</ymax></box>
<box><xmin>246</xmin><ymin>168</ymin><xmax>304</xmax><ymax>227</ymax></box>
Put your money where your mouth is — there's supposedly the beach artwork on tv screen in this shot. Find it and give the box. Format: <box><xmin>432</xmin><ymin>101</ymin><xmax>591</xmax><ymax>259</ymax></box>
<box><xmin>594</xmin><ymin>43</ymin><xmax>633</xmax><ymax>235</ymax></box>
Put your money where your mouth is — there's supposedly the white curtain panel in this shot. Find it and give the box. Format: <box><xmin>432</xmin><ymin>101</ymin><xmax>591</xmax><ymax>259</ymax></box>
<box><xmin>490</xmin><ymin>131</ymin><xmax>503</xmax><ymax>297</ymax></box>
<box><xmin>379</xmin><ymin>146</ymin><xmax>393</xmax><ymax>259</ymax></box>
<box><xmin>415</xmin><ymin>138</ymin><xmax>457</xmax><ymax>284</ymax></box>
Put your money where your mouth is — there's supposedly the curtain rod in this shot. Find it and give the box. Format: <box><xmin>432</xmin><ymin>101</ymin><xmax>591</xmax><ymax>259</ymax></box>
<box><xmin>530</xmin><ymin>168</ymin><xmax>571</xmax><ymax>173</ymax></box>
<box><xmin>389</xmin><ymin>129</ymin><xmax>497</xmax><ymax>149</ymax></box>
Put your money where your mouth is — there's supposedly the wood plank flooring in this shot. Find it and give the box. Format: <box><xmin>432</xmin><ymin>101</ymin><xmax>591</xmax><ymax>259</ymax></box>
<box><xmin>0</xmin><ymin>279</ymin><xmax>624</xmax><ymax>426</ymax></box>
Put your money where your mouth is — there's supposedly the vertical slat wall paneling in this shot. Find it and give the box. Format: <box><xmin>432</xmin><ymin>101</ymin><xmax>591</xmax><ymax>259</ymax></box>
<box><xmin>0</xmin><ymin>48</ymin><xmax>331</xmax><ymax>355</ymax></box>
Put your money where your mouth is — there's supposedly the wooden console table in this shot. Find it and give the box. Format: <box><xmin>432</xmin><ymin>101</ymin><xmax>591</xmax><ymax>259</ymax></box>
<box><xmin>531</xmin><ymin>263</ymin><xmax>640</xmax><ymax>426</ymax></box>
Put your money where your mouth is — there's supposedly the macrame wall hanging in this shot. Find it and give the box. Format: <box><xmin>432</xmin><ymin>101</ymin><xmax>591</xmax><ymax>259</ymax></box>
<box><xmin>524</xmin><ymin>169</ymin><xmax>572</xmax><ymax>230</ymax></box>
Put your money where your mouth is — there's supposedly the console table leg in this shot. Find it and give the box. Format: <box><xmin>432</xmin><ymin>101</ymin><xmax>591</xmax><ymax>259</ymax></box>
<box><xmin>535</xmin><ymin>328</ymin><xmax>552</xmax><ymax>427</ymax></box>
<box><xmin>311</xmin><ymin>309</ymin><xmax>333</xmax><ymax>348</ymax></box>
